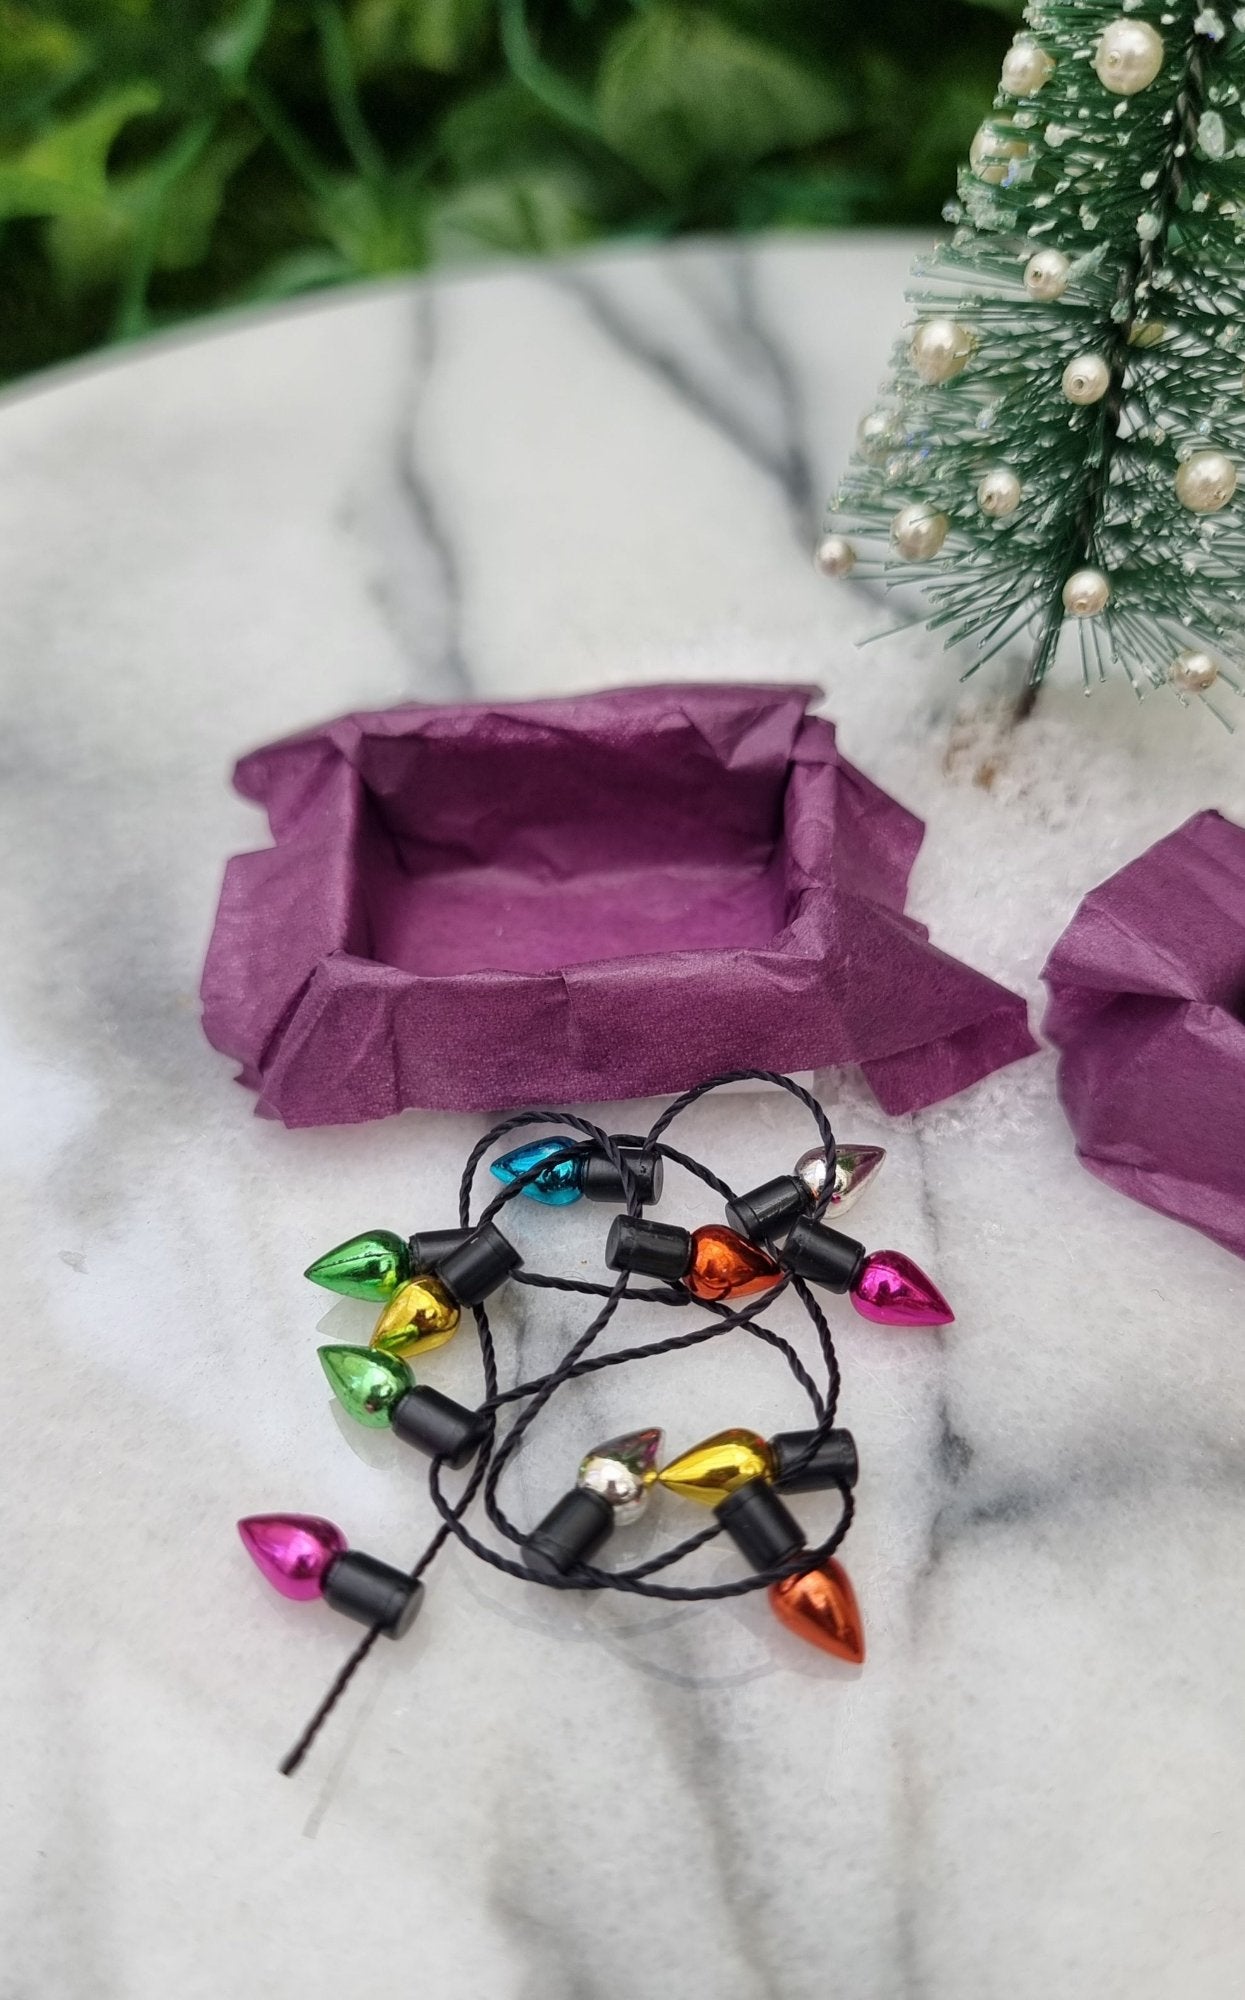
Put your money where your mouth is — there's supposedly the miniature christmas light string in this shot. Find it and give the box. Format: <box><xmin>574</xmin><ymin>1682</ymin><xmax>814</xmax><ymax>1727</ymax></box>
<box><xmin>246</xmin><ymin>1070</ymin><xmax>952</xmax><ymax>1778</ymax></box>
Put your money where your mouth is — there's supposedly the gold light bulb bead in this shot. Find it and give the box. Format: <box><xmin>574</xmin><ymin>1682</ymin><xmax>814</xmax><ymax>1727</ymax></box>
<box><xmin>656</xmin><ymin>1428</ymin><xmax>777</xmax><ymax>1506</ymax></box>
<box><xmin>370</xmin><ymin>1275</ymin><xmax>461</xmax><ymax>1360</ymax></box>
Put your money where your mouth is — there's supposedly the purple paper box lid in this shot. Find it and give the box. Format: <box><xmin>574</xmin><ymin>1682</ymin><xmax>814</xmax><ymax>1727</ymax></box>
<box><xmin>201</xmin><ymin>682</ymin><xmax>1036</xmax><ymax>1123</ymax></box>
<box><xmin>1043</xmin><ymin>809</ymin><xmax>1245</xmax><ymax>1262</ymax></box>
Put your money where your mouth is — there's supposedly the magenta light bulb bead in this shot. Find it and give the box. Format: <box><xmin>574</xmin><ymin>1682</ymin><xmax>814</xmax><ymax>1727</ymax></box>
<box><xmin>238</xmin><ymin>1514</ymin><xmax>425</xmax><ymax>1637</ymax></box>
<box><xmin>851</xmin><ymin>1250</ymin><xmax>953</xmax><ymax>1327</ymax></box>
<box><xmin>238</xmin><ymin>1513</ymin><xmax>347</xmax><ymax>1601</ymax></box>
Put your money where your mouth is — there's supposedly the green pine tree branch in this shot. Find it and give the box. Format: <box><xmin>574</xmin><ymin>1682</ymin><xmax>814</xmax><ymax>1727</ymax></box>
<box><xmin>829</xmin><ymin>2</ymin><xmax>1245</xmax><ymax>721</ymax></box>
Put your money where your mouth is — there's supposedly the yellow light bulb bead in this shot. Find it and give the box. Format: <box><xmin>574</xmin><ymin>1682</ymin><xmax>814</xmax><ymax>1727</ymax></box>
<box><xmin>370</xmin><ymin>1276</ymin><xmax>461</xmax><ymax>1360</ymax></box>
<box><xmin>656</xmin><ymin>1428</ymin><xmax>776</xmax><ymax>1506</ymax></box>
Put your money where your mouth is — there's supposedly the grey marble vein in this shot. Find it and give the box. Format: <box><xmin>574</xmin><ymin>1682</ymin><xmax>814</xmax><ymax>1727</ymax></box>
<box><xmin>555</xmin><ymin>249</ymin><xmax>816</xmax><ymax>544</ymax></box>
<box><xmin>345</xmin><ymin>292</ymin><xmax>473</xmax><ymax>700</ymax></box>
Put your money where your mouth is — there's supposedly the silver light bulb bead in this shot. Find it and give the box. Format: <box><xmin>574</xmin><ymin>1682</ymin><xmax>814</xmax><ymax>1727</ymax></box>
<box><xmin>794</xmin><ymin>1143</ymin><xmax>887</xmax><ymax>1217</ymax></box>
<box><xmin>577</xmin><ymin>1427</ymin><xmax>663</xmax><ymax>1527</ymax></box>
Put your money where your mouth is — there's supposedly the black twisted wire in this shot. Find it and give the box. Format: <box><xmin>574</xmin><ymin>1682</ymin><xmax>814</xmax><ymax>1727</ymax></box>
<box><xmin>280</xmin><ymin>1070</ymin><xmax>846</xmax><ymax>1774</ymax></box>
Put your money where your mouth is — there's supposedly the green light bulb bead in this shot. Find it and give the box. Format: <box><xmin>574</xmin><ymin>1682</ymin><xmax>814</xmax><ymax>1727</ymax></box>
<box><xmin>319</xmin><ymin>1344</ymin><xmax>412</xmax><ymax>1427</ymax></box>
<box><xmin>305</xmin><ymin>1229</ymin><xmax>410</xmax><ymax>1301</ymax></box>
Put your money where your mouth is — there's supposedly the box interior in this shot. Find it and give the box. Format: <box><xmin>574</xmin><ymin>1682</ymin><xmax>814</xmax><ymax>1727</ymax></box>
<box><xmin>351</xmin><ymin>726</ymin><xmax>795</xmax><ymax>976</ymax></box>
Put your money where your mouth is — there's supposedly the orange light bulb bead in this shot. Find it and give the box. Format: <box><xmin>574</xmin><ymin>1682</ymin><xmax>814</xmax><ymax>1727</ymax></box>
<box><xmin>769</xmin><ymin>1560</ymin><xmax>865</xmax><ymax>1665</ymax></box>
<box><xmin>686</xmin><ymin>1225</ymin><xmax>782</xmax><ymax>1302</ymax></box>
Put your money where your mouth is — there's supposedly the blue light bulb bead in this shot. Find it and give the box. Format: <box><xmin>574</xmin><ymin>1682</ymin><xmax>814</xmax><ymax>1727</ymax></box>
<box><xmin>490</xmin><ymin>1138</ymin><xmax>585</xmax><ymax>1205</ymax></box>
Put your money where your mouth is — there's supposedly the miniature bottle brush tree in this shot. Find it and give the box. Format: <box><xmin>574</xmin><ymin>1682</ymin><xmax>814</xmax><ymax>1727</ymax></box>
<box><xmin>820</xmin><ymin>2</ymin><xmax>1245</xmax><ymax>719</ymax></box>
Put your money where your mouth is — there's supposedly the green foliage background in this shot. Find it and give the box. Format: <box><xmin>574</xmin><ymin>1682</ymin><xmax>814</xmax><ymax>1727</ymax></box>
<box><xmin>0</xmin><ymin>0</ymin><xmax>1023</xmax><ymax>383</ymax></box>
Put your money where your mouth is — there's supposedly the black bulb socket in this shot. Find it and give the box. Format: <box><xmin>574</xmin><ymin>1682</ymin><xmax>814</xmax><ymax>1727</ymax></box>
<box><xmin>523</xmin><ymin>1487</ymin><xmax>614</xmax><ymax>1579</ymax></box>
<box><xmin>391</xmin><ymin>1387</ymin><xmax>490</xmax><ymax>1469</ymax></box>
<box><xmin>715</xmin><ymin>1478</ymin><xmax>807</xmax><ymax>1572</ymax></box>
<box><xmin>724</xmin><ymin>1175</ymin><xmax>811</xmax><ymax>1244</ymax></box>
<box><xmin>408</xmin><ymin>1227</ymin><xmax>476</xmax><ymax>1274</ymax></box>
<box><xmin>322</xmin><ymin>1551</ymin><xmax>424</xmax><ymax>1638</ymax></box>
<box><xmin>436</xmin><ymin>1221</ymin><xmax>522</xmax><ymax>1305</ymax></box>
<box><xmin>770</xmin><ymin>1428</ymin><xmax>859</xmax><ymax>1493</ymax></box>
<box><xmin>581</xmin><ymin>1144</ymin><xmax>664</xmax><ymax>1206</ymax></box>
<box><xmin>605</xmin><ymin>1214</ymin><xmax>692</xmax><ymax>1284</ymax></box>
<box><xmin>783</xmin><ymin>1217</ymin><xmax>867</xmax><ymax>1293</ymax></box>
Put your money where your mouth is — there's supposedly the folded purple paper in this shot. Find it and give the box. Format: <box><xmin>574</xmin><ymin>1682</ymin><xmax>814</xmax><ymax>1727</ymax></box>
<box><xmin>201</xmin><ymin>683</ymin><xmax>1036</xmax><ymax>1123</ymax></box>
<box><xmin>1043</xmin><ymin>809</ymin><xmax>1245</xmax><ymax>1261</ymax></box>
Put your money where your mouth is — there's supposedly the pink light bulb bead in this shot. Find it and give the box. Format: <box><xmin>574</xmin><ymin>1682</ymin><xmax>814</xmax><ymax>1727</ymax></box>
<box><xmin>238</xmin><ymin>1513</ymin><xmax>347</xmax><ymax>1601</ymax></box>
<box><xmin>851</xmin><ymin>1250</ymin><xmax>953</xmax><ymax>1327</ymax></box>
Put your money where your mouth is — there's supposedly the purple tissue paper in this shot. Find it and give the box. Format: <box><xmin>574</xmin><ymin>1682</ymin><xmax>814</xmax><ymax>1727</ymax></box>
<box><xmin>201</xmin><ymin>683</ymin><xmax>1037</xmax><ymax>1124</ymax></box>
<box><xmin>1043</xmin><ymin>810</ymin><xmax>1245</xmax><ymax>1262</ymax></box>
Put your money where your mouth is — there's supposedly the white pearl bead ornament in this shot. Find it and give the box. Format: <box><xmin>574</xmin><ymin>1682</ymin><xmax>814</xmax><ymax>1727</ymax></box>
<box><xmin>891</xmin><ymin>504</ymin><xmax>949</xmax><ymax>560</ymax></box>
<box><xmin>1168</xmin><ymin>648</ymin><xmax>1220</xmax><ymax>692</ymax></box>
<box><xmin>1093</xmin><ymin>20</ymin><xmax>1164</xmax><ymax>96</ymax></box>
<box><xmin>1024</xmin><ymin>249</ymin><xmax>1070</xmax><ymax>301</ymax></box>
<box><xmin>1062</xmin><ymin>567</ymin><xmax>1111</xmax><ymax>616</ymax></box>
<box><xmin>1062</xmin><ymin>353</ymin><xmax>1111</xmax><ymax>405</ymax></box>
<box><xmin>856</xmin><ymin>408</ymin><xmax>891</xmax><ymax>460</ymax></box>
<box><xmin>977</xmin><ymin>468</ymin><xmax>1022</xmax><ymax>518</ymax></box>
<box><xmin>1174</xmin><ymin>451</ymin><xmax>1237</xmax><ymax>514</ymax></box>
<box><xmin>1001</xmin><ymin>39</ymin><xmax>1054</xmax><ymax>96</ymax></box>
<box><xmin>814</xmin><ymin>535</ymin><xmax>856</xmax><ymax>578</ymax></box>
<box><xmin>969</xmin><ymin>122</ymin><xmax>1032</xmax><ymax>187</ymax></box>
<box><xmin>909</xmin><ymin>319</ymin><xmax>974</xmax><ymax>386</ymax></box>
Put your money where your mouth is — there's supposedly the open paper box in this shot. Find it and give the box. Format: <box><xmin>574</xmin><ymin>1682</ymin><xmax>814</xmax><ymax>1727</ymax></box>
<box><xmin>201</xmin><ymin>683</ymin><xmax>1035</xmax><ymax>1123</ymax></box>
<box><xmin>1043</xmin><ymin>809</ymin><xmax>1245</xmax><ymax>1262</ymax></box>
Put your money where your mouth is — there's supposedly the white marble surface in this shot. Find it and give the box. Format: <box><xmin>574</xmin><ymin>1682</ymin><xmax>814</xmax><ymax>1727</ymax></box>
<box><xmin>3</xmin><ymin>235</ymin><xmax>1245</xmax><ymax>2000</ymax></box>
